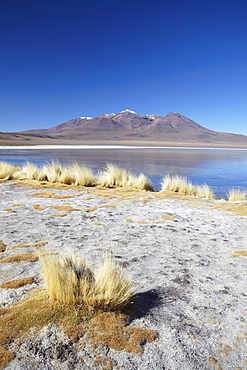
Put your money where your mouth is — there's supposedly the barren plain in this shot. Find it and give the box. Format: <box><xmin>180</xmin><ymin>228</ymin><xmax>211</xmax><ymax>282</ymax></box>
<box><xmin>0</xmin><ymin>181</ymin><xmax>247</xmax><ymax>369</ymax></box>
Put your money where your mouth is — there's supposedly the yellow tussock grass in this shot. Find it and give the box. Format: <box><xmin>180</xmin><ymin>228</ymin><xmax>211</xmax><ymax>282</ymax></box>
<box><xmin>130</xmin><ymin>173</ymin><xmax>154</xmax><ymax>192</ymax></box>
<box><xmin>161</xmin><ymin>175</ymin><xmax>192</xmax><ymax>194</ymax></box>
<box><xmin>11</xmin><ymin>204</ymin><xmax>25</xmax><ymax>207</ymax></box>
<box><xmin>11</xmin><ymin>241</ymin><xmax>48</xmax><ymax>249</ymax></box>
<box><xmin>70</xmin><ymin>162</ymin><xmax>97</xmax><ymax>186</ymax></box>
<box><xmin>0</xmin><ymin>242</ymin><xmax>6</xmax><ymax>252</ymax></box>
<box><xmin>228</xmin><ymin>188</ymin><xmax>247</xmax><ymax>201</ymax></box>
<box><xmin>0</xmin><ymin>277</ymin><xmax>35</xmax><ymax>289</ymax></box>
<box><xmin>20</xmin><ymin>162</ymin><xmax>40</xmax><ymax>180</ymax></box>
<box><xmin>0</xmin><ymin>253</ymin><xmax>39</xmax><ymax>263</ymax></box>
<box><xmin>98</xmin><ymin>163</ymin><xmax>128</xmax><ymax>187</ymax></box>
<box><xmin>231</xmin><ymin>250</ymin><xmax>247</xmax><ymax>257</ymax></box>
<box><xmin>36</xmin><ymin>161</ymin><xmax>97</xmax><ymax>186</ymax></box>
<box><xmin>58</xmin><ymin>166</ymin><xmax>76</xmax><ymax>185</ymax></box>
<box><xmin>0</xmin><ymin>162</ymin><xmax>20</xmax><ymax>180</ymax></box>
<box><xmin>39</xmin><ymin>161</ymin><xmax>62</xmax><ymax>182</ymax></box>
<box><xmin>38</xmin><ymin>252</ymin><xmax>134</xmax><ymax>310</ymax></box>
<box><xmin>195</xmin><ymin>184</ymin><xmax>215</xmax><ymax>199</ymax></box>
<box><xmin>98</xmin><ymin>163</ymin><xmax>153</xmax><ymax>191</ymax></box>
<box><xmin>161</xmin><ymin>175</ymin><xmax>214</xmax><ymax>198</ymax></box>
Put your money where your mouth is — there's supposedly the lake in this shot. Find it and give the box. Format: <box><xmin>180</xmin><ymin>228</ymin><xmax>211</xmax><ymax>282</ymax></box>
<box><xmin>1</xmin><ymin>145</ymin><xmax>247</xmax><ymax>198</ymax></box>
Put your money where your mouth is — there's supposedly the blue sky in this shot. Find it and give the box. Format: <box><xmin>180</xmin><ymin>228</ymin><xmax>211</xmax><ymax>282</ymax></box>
<box><xmin>1</xmin><ymin>0</ymin><xmax>247</xmax><ymax>135</ymax></box>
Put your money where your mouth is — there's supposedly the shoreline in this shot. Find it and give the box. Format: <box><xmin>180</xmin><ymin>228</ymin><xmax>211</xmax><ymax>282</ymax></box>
<box><xmin>1</xmin><ymin>144</ymin><xmax>247</xmax><ymax>151</ymax></box>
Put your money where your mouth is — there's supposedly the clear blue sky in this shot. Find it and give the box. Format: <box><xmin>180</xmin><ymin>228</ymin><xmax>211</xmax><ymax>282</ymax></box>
<box><xmin>1</xmin><ymin>0</ymin><xmax>247</xmax><ymax>134</ymax></box>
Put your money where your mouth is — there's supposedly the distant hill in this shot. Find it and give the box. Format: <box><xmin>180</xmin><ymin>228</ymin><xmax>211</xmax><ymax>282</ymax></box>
<box><xmin>1</xmin><ymin>110</ymin><xmax>247</xmax><ymax>147</ymax></box>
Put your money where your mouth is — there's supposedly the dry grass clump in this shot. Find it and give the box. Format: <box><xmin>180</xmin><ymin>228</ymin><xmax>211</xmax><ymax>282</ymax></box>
<box><xmin>162</xmin><ymin>175</ymin><xmax>194</xmax><ymax>194</ymax></box>
<box><xmin>71</xmin><ymin>162</ymin><xmax>97</xmax><ymax>186</ymax></box>
<box><xmin>0</xmin><ymin>253</ymin><xmax>39</xmax><ymax>263</ymax></box>
<box><xmin>0</xmin><ymin>277</ymin><xmax>35</xmax><ymax>289</ymax></box>
<box><xmin>58</xmin><ymin>165</ymin><xmax>76</xmax><ymax>185</ymax></box>
<box><xmin>19</xmin><ymin>161</ymin><xmax>40</xmax><ymax>180</ymax></box>
<box><xmin>161</xmin><ymin>175</ymin><xmax>214</xmax><ymax>199</ymax></box>
<box><xmin>0</xmin><ymin>162</ymin><xmax>20</xmax><ymax>180</ymax></box>
<box><xmin>130</xmin><ymin>173</ymin><xmax>154</xmax><ymax>191</ymax></box>
<box><xmin>38</xmin><ymin>252</ymin><xmax>134</xmax><ymax>310</ymax></box>
<box><xmin>98</xmin><ymin>163</ymin><xmax>153</xmax><ymax>191</ymax></box>
<box><xmin>195</xmin><ymin>184</ymin><xmax>215</xmax><ymax>199</ymax></box>
<box><xmin>36</xmin><ymin>161</ymin><xmax>97</xmax><ymax>186</ymax></box>
<box><xmin>0</xmin><ymin>160</ymin><xmax>154</xmax><ymax>191</ymax></box>
<box><xmin>39</xmin><ymin>161</ymin><xmax>62</xmax><ymax>182</ymax></box>
<box><xmin>227</xmin><ymin>188</ymin><xmax>247</xmax><ymax>201</ymax></box>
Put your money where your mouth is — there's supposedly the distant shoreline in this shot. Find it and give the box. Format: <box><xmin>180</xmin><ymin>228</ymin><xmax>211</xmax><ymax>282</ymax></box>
<box><xmin>1</xmin><ymin>144</ymin><xmax>247</xmax><ymax>151</ymax></box>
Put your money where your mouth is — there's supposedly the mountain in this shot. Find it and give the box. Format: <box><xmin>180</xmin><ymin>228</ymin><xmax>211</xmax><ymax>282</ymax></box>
<box><xmin>1</xmin><ymin>110</ymin><xmax>247</xmax><ymax>147</ymax></box>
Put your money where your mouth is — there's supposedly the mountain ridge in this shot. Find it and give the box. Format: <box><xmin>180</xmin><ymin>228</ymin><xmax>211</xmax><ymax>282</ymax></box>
<box><xmin>1</xmin><ymin>110</ymin><xmax>247</xmax><ymax>147</ymax></box>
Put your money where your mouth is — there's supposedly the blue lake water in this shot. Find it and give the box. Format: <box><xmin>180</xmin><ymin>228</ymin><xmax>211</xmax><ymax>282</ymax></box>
<box><xmin>1</xmin><ymin>146</ymin><xmax>247</xmax><ymax>198</ymax></box>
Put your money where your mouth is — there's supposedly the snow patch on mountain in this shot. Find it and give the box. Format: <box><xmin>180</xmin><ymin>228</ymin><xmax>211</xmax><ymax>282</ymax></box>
<box><xmin>120</xmin><ymin>109</ymin><xmax>137</xmax><ymax>115</ymax></box>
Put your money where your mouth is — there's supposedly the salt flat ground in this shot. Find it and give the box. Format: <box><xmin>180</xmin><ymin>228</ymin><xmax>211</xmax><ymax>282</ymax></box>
<box><xmin>0</xmin><ymin>182</ymin><xmax>247</xmax><ymax>369</ymax></box>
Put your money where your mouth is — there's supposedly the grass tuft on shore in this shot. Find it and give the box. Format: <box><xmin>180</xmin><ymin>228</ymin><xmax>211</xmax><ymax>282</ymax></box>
<box><xmin>19</xmin><ymin>161</ymin><xmax>40</xmax><ymax>180</ymax></box>
<box><xmin>71</xmin><ymin>162</ymin><xmax>97</xmax><ymax>186</ymax></box>
<box><xmin>0</xmin><ymin>162</ymin><xmax>20</xmax><ymax>180</ymax></box>
<box><xmin>161</xmin><ymin>175</ymin><xmax>214</xmax><ymax>199</ymax></box>
<box><xmin>38</xmin><ymin>252</ymin><xmax>134</xmax><ymax>310</ymax></box>
<box><xmin>0</xmin><ymin>160</ymin><xmax>154</xmax><ymax>191</ymax></box>
<box><xmin>227</xmin><ymin>188</ymin><xmax>247</xmax><ymax>201</ymax></box>
<box><xmin>98</xmin><ymin>163</ymin><xmax>154</xmax><ymax>191</ymax></box>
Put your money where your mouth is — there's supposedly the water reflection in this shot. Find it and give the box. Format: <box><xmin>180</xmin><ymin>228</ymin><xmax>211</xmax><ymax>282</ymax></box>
<box><xmin>1</xmin><ymin>148</ymin><xmax>247</xmax><ymax>198</ymax></box>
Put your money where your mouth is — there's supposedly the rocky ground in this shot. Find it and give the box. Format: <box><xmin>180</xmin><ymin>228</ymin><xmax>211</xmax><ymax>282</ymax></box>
<box><xmin>0</xmin><ymin>182</ymin><xmax>247</xmax><ymax>369</ymax></box>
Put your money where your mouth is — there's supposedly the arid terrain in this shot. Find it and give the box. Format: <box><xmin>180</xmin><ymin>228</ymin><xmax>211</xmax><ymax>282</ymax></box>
<box><xmin>0</xmin><ymin>180</ymin><xmax>247</xmax><ymax>369</ymax></box>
